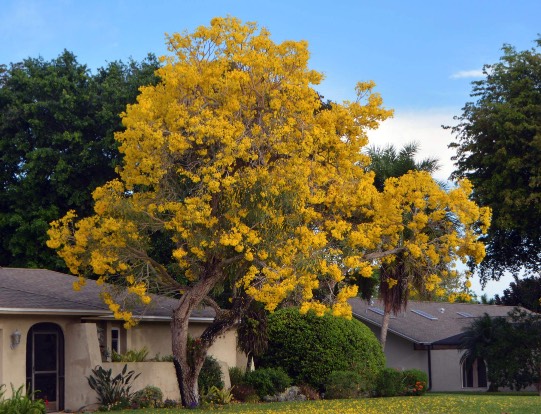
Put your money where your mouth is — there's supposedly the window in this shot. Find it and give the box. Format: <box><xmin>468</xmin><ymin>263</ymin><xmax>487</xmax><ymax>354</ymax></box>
<box><xmin>111</xmin><ymin>328</ymin><xmax>120</xmax><ymax>354</ymax></box>
<box><xmin>462</xmin><ymin>357</ymin><xmax>487</xmax><ymax>388</ymax></box>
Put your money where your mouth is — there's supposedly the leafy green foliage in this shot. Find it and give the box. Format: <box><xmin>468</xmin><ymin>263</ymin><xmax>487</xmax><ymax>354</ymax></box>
<box><xmin>200</xmin><ymin>386</ymin><xmax>234</xmax><ymax>407</ymax></box>
<box><xmin>374</xmin><ymin>368</ymin><xmax>403</xmax><ymax>397</ymax></box>
<box><xmin>198</xmin><ymin>357</ymin><xmax>224</xmax><ymax>394</ymax></box>
<box><xmin>237</xmin><ymin>303</ymin><xmax>268</xmax><ymax>371</ymax></box>
<box><xmin>244</xmin><ymin>367</ymin><xmax>292</xmax><ymax>399</ymax></box>
<box><xmin>86</xmin><ymin>364</ymin><xmax>140</xmax><ymax>407</ymax></box>
<box><xmin>401</xmin><ymin>369</ymin><xmax>428</xmax><ymax>396</ymax></box>
<box><xmin>449</xmin><ymin>39</ymin><xmax>541</xmax><ymax>281</ymax></box>
<box><xmin>111</xmin><ymin>347</ymin><xmax>149</xmax><ymax>362</ymax></box>
<box><xmin>131</xmin><ymin>386</ymin><xmax>163</xmax><ymax>408</ymax></box>
<box><xmin>495</xmin><ymin>275</ymin><xmax>541</xmax><ymax>312</ymax></box>
<box><xmin>460</xmin><ymin>310</ymin><xmax>541</xmax><ymax>391</ymax></box>
<box><xmin>228</xmin><ymin>367</ymin><xmax>245</xmax><ymax>387</ymax></box>
<box><xmin>260</xmin><ymin>308</ymin><xmax>385</xmax><ymax>390</ymax></box>
<box><xmin>0</xmin><ymin>384</ymin><xmax>45</xmax><ymax>414</ymax></box>
<box><xmin>0</xmin><ymin>50</ymin><xmax>159</xmax><ymax>270</ymax></box>
<box><xmin>324</xmin><ymin>370</ymin><xmax>365</xmax><ymax>399</ymax></box>
<box><xmin>366</xmin><ymin>142</ymin><xmax>440</xmax><ymax>192</ymax></box>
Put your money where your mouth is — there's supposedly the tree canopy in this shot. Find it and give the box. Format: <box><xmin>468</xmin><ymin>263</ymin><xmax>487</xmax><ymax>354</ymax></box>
<box><xmin>0</xmin><ymin>50</ymin><xmax>159</xmax><ymax>270</ymax></box>
<box><xmin>494</xmin><ymin>275</ymin><xmax>541</xmax><ymax>312</ymax></box>
<box><xmin>460</xmin><ymin>309</ymin><xmax>541</xmax><ymax>392</ymax></box>
<box><xmin>449</xmin><ymin>39</ymin><xmax>541</xmax><ymax>283</ymax></box>
<box><xmin>47</xmin><ymin>17</ymin><xmax>490</xmax><ymax>406</ymax></box>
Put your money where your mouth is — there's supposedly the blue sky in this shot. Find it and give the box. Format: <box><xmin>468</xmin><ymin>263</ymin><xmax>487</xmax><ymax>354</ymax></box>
<box><xmin>2</xmin><ymin>0</ymin><xmax>539</xmax><ymax>297</ymax></box>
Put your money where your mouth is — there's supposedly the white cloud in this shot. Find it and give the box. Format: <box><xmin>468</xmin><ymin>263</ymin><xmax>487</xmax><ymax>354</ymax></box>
<box><xmin>450</xmin><ymin>69</ymin><xmax>485</xmax><ymax>79</ymax></box>
<box><xmin>366</xmin><ymin>108</ymin><xmax>458</xmax><ymax>182</ymax></box>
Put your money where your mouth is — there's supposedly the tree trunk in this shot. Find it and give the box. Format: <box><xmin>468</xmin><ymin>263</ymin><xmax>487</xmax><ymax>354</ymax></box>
<box><xmin>171</xmin><ymin>302</ymin><xmax>207</xmax><ymax>407</ymax></box>
<box><xmin>170</xmin><ymin>267</ymin><xmax>251</xmax><ymax>407</ymax></box>
<box><xmin>246</xmin><ymin>352</ymin><xmax>253</xmax><ymax>372</ymax></box>
<box><xmin>380</xmin><ymin>302</ymin><xmax>392</xmax><ymax>351</ymax></box>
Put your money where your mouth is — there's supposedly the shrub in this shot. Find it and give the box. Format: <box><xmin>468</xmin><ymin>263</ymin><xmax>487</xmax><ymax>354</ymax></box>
<box><xmin>402</xmin><ymin>369</ymin><xmax>428</xmax><ymax>396</ymax></box>
<box><xmin>131</xmin><ymin>385</ymin><xmax>163</xmax><ymax>408</ymax></box>
<box><xmin>87</xmin><ymin>364</ymin><xmax>140</xmax><ymax>407</ymax></box>
<box><xmin>325</xmin><ymin>370</ymin><xmax>365</xmax><ymax>399</ymax></box>
<box><xmin>200</xmin><ymin>386</ymin><xmax>233</xmax><ymax>407</ymax></box>
<box><xmin>0</xmin><ymin>384</ymin><xmax>45</xmax><ymax>414</ymax></box>
<box><xmin>162</xmin><ymin>399</ymin><xmax>179</xmax><ymax>408</ymax></box>
<box><xmin>260</xmin><ymin>308</ymin><xmax>385</xmax><ymax>390</ymax></box>
<box><xmin>231</xmin><ymin>384</ymin><xmax>258</xmax><ymax>402</ymax></box>
<box><xmin>112</xmin><ymin>347</ymin><xmax>149</xmax><ymax>362</ymax></box>
<box><xmin>375</xmin><ymin>368</ymin><xmax>403</xmax><ymax>397</ymax></box>
<box><xmin>229</xmin><ymin>366</ymin><xmax>245</xmax><ymax>387</ymax></box>
<box><xmin>198</xmin><ymin>356</ymin><xmax>224</xmax><ymax>393</ymax></box>
<box><xmin>244</xmin><ymin>367</ymin><xmax>291</xmax><ymax>398</ymax></box>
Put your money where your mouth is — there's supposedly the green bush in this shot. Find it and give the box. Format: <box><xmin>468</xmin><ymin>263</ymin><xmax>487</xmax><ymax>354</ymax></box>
<box><xmin>131</xmin><ymin>385</ymin><xmax>163</xmax><ymax>408</ymax></box>
<box><xmin>0</xmin><ymin>384</ymin><xmax>45</xmax><ymax>414</ymax></box>
<box><xmin>200</xmin><ymin>386</ymin><xmax>233</xmax><ymax>407</ymax></box>
<box><xmin>112</xmin><ymin>347</ymin><xmax>149</xmax><ymax>362</ymax></box>
<box><xmin>87</xmin><ymin>364</ymin><xmax>140</xmax><ymax>408</ymax></box>
<box><xmin>375</xmin><ymin>368</ymin><xmax>403</xmax><ymax>397</ymax></box>
<box><xmin>244</xmin><ymin>367</ymin><xmax>292</xmax><ymax>398</ymax></box>
<box><xmin>198</xmin><ymin>356</ymin><xmax>224</xmax><ymax>393</ymax></box>
<box><xmin>325</xmin><ymin>370</ymin><xmax>365</xmax><ymax>399</ymax></box>
<box><xmin>229</xmin><ymin>366</ymin><xmax>245</xmax><ymax>387</ymax></box>
<box><xmin>260</xmin><ymin>308</ymin><xmax>385</xmax><ymax>390</ymax></box>
<box><xmin>402</xmin><ymin>369</ymin><xmax>428</xmax><ymax>396</ymax></box>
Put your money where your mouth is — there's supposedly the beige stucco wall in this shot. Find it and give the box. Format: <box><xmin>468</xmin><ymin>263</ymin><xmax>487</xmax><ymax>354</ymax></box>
<box><xmin>0</xmin><ymin>314</ymin><xmax>80</xmax><ymax>396</ymax></box>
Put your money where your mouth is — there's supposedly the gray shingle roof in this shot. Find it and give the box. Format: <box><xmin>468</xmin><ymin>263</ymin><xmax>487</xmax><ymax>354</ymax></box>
<box><xmin>349</xmin><ymin>297</ymin><xmax>521</xmax><ymax>345</ymax></box>
<box><xmin>0</xmin><ymin>268</ymin><xmax>215</xmax><ymax>320</ymax></box>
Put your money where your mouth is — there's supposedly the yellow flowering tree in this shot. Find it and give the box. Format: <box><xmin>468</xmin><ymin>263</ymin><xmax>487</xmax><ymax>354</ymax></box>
<box><xmin>373</xmin><ymin>172</ymin><xmax>490</xmax><ymax>349</ymax></box>
<box><xmin>46</xmin><ymin>17</ymin><xmax>489</xmax><ymax>406</ymax></box>
<box><xmin>47</xmin><ymin>17</ymin><xmax>392</xmax><ymax>406</ymax></box>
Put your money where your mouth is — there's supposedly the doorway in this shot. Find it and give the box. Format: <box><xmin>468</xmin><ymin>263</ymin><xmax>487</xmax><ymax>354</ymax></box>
<box><xmin>26</xmin><ymin>323</ymin><xmax>65</xmax><ymax>411</ymax></box>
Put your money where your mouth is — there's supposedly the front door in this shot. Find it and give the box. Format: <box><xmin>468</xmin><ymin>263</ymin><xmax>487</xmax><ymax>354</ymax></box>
<box><xmin>26</xmin><ymin>323</ymin><xmax>64</xmax><ymax>411</ymax></box>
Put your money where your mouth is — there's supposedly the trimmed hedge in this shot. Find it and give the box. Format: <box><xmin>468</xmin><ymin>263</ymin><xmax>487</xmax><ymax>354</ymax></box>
<box><xmin>259</xmin><ymin>307</ymin><xmax>385</xmax><ymax>390</ymax></box>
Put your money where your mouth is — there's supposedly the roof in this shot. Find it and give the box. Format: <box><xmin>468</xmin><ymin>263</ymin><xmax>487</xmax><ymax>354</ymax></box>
<box><xmin>349</xmin><ymin>297</ymin><xmax>520</xmax><ymax>345</ymax></box>
<box><xmin>0</xmin><ymin>267</ymin><xmax>215</xmax><ymax>321</ymax></box>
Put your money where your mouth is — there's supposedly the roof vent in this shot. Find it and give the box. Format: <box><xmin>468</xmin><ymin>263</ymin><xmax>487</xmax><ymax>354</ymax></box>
<box><xmin>439</xmin><ymin>307</ymin><xmax>445</xmax><ymax>314</ymax></box>
<box><xmin>411</xmin><ymin>309</ymin><xmax>438</xmax><ymax>320</ymax></box>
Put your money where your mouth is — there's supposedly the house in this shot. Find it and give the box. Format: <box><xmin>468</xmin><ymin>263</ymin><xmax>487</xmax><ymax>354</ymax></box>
<box><xmin>349</xmin><ymin>297</ymin><xmax>521</xmax><ymax>392</ymax></box>
<box><xmin>0</xmin><ymin>268</ymin><xmax>246</xmax><ymax>411</ymax></box>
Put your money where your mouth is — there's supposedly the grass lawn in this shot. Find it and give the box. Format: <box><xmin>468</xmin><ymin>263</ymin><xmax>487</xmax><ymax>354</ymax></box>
<box><xmin>125</xmin><ymin>393</ymin><xmax>541</xmax><ymax>414</ymax></box>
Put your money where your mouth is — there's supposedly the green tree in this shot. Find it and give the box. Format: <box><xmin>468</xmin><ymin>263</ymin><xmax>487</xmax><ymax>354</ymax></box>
<box><xmin>0</xmin><ymin>50</ymin><xmax>159</xmax><ymax>270</ymax></box>
<box><xmin>494</xmin><ymin>275</ymin><xmax>541</xmax><ymax>312</ymax></box>
<box><xmin>460</xmin><ymin>310</ymin><xmax>541</xmax><ymax>392</ymax></box>
<box><xmin>449</xmin><ymin>39</ymin><xmax>541</xmax><ymax>283</ymax></box>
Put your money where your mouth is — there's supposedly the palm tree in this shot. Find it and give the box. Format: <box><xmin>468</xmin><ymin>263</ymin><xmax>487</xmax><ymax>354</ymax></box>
<box><xmin>366</xmin><ymin>142</ymin><xmax>440</xmax><ymax>192</ymax></box>
<box><xmin>459</xmin><ymin>313</ymin><xmax>509</xmax><ymax>391</ymax></box>
<box><xmin>366</xmin><ymin>142</ymin><xmax>440</xmax><ymax>350</ymax></box>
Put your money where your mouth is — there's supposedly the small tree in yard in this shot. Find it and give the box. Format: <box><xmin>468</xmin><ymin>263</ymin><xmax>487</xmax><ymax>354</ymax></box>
<box><xmin>47</xmin><ymin>17</ymin><xmax>490</xmax><ymax>407</ymax></box>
